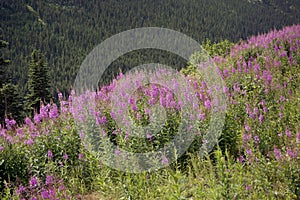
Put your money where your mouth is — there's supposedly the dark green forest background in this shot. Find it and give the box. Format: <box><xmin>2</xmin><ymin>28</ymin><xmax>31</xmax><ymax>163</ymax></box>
<box><xmin>1</xmin><ymin>0</ymin><xmax>300</xmax><ymax>98</ymax></box>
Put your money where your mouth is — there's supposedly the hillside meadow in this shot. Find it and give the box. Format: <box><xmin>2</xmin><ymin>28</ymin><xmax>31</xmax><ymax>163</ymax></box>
<box><xmin>0</xmin><ymin>25</ymin><xmax>299</xmax><ymax>199</ymax></box>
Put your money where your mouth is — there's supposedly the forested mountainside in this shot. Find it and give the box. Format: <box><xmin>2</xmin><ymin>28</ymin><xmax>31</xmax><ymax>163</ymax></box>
<box><xmin>1</xmin><ymin>0</ymin><xmax>300</xmax><ymax>95</ymax></box>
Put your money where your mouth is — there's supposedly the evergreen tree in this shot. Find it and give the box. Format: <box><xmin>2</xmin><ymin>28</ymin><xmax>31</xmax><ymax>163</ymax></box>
<box><xmin>0</xmin><ymin>83</ymin><xmax>25</xmax><ymax>123</ymax></box>
<box><xmin>25</xmin><ymin>50</ymin><xmax>52</xmax><ymax>116</ymax></box>
<box><xmin>0</xmin><ymin>40</ymin><xmax>25</xmax><ymax>124</ymax></box>
<box><xmin>0</xmin><ymin>40</ymin><xmax>10</xmax><ymax>87</ymax></box>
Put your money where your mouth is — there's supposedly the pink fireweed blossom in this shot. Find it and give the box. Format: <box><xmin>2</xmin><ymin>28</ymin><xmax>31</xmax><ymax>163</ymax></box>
<box><xmin>285</xmin><ymin>129</ymin><xmax>292</xmax><ymax>138</ymax></box>
<box><xmin>245</xmin><ymin>124</ymin><xmax>251</xmax><ymax>132</ymax></box>
<box><xmin>237</xmin><ymin>155</ymin><xmax>245</xmax><ymax>163</ymax></box>
<box><xmin>115</xmin><ymin>148</ymin><xmax>121</xmax><ymax>155</ymax></box>
<box><xmin>286</xmin><ymin>149</ymin><xmax>298</xmax><ymax>159</ymax></box>
<box><xmin>204</xmin><ymin>100</ymin><xmax>211</xmax><ymax>110</ymax></box>
<box><xmin>49</xmin><ymin>104</ymin><xmax>59</xmax><ymax>119</ymax></box>
<box><xmin>253</xmin><ymin>135</ymin><xmax>260</xmax><ymax>144</ymax></box>
<box><xmin>243</xmin><ymin>133</ymin><xmax>252</xmax><ymax>143</ymax></box>
<box><xmin>79</xmin><ymin>131</ymin><xmax>84</xmax><ymax>139</ymax></box>
<box><xmin>47</xmin><ymin>150</ymin><xmax>53</xmax><ymax>159</ymax></box>
<box><xmin>63</xmin><ymin>153</ymin><xmax>68</xmax><ymax>160</ymax></box>
<box><xmin>78</xmin><ymin>153</ymin><xmax>84</xmax><ymax>160</ymax></box>
<box><xmin>41</xmin><ymin>189</ymin><xmax>50</xmax><ymax>199</ymax></box>
<box><xmin>26</xmin><ymin>139</ymin><xmax>34</xmax><ymax>146</ymax></box>
<box><xmin>34</xmin><ymin>114</ymin><xmax>42</xmax><ymax>124</ymax></box>
<box><xmin>274</xmin><ymin>146</ymin><xmax>283</xmax><ymax>160</ymax></box>
<box><xmin>161</xmin><ymin>155</ymin><xmax>168</xmax><ymax>165</ymax></box>
<box><xmin>45</xmin><ymin>175</ymin><xmax>54</xmax><ymax>185</ymax></box>
<box><xmin>296</xmin><ymin>133</ymin><xmax>300</xmax><ymax>142</ymax></box>
<box><xmin>16</xmin><ymin>185</ymin><xmax>26</xmax><ymax>195</ymax></box>
<box><xmin>5</xmin><ymin>118</ymin><xmax>16</xmax><ymax>130</ymax></box>
<box><xmin>146</xmin><ymin>133</ymin><xmax>152</xmax><ymax>141</ymax></box>
<box><xmin>258</xmin><ymin>114</ymin><xmax>264</xmax><ymax>124</ymax></box>
<box><xmin>29</xmin><ymin>176</ymin><xmax>38</xmax><ymax>187</ymax></box>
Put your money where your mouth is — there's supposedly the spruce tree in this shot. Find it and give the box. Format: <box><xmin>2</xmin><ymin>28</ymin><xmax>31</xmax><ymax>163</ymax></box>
<box><xmin>0</xmin><ymin>40</ymin><xmax>25</xmax><ymax>124</ymax></box>
<box><xmin>0</xmin><ymin>83</ymin><xmax>25</xmax><ymax>123</ymax></box>
<box><xmin>25</xmin><ymin>50</ymin><xmax>52</xmax><ymax>116</ymax></box>
<box><xmin>0</xmin><ymin>40</ymin><xmax>10</xmax><ymax>87</ymax></box>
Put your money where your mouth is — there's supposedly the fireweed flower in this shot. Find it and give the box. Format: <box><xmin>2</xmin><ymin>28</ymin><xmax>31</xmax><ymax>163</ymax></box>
<box><xmin>246</xmin><ymin>149</ymin><xmax>252</xmax><ymax>155</ymax></box>
<box><xmin>49</xmin><ymin>104</ymin><xmax>59</xmax><ymax>119</ymax></box>
<box><xmin>243</xmin><ymin>133</ymin><xmax>252</xmax><ymax>143</ymax></box>
<box><xmin>296</xmin><ymin>133</ymin><xmax>300</xmax><ymax>142</ymax></box>
<box><xmin>285</xmin><ymin>129</ymin><xmax>292</xmax><ymax>138</ymax></box>
<box><xmin>34</xmin><ymin>114</ymin><xmax>42</xmax><ymax>124</ymax></box>
<box><xmin>237</xmin><ymin>156</ymin><xmax>245</xmax><ymax>163</ymax></box>
<box><xmin>274</xmin><ymin>146</ymin><xmax>282</xmax><ymax>160</ymax></box>
<box><xmin>286</xmin><ymin>148</ymin><xmax>298</xmax><ymax>159</ymax></box>
<box><xmin>26</xmin><ymin>139</ymin><xmax>34</xmax><ymax>146</ymax></box>
<box><xmin>16</xmin><ymin>185</ymin><xmax>26</xmax><ymax>195</ymax></box>
<box><xmin>253</xmin><ymin>135</ymin><xmax>260</xmax><ymax>144</ymax></box>
<box><xmin>40</xmin><ymin>104</ymin><xmax>49</xmax><ymax>119</ymax></box>
<box><xmin>63</xmin><ymin>153</ymin><xmax>69</xmax><ymax>160</ymax></box>
<box><xmin>79</xmin><ymin>131</ymin><xmax>84</xmax><ymax>138</ymax></box>
<box><xmin>204</xmin><ymin>100</ymin><xmax>211</xmax><ymax>110</ymax></box>
<box><xmin>78</xmin><ymin>153</ymin><xmax>84</xmax><ymax>160</ymax></box>
<box><xmin>25</xmin><ymin>117</ymin><xmax>32</xmax><ymax>125</ymax></box>
<box><xmin>245</xmin><ymin>124</ymin><xmax>251</xmax><ymax>132</ymax></box>
<box><xmin>245</xmin><ymin>184</ymin><xmax>252</xmax><ymax>191</ymax></box>
<box><xmin>115</xmin><ymin>148</ymin><xmax>121</xmax><ymax>155</ymax></box>
<box><xmin>16</xmin><ymin>128</ymin><xmax>25</xmax><ymax>138</ymax></box>
<box><xmin>30</xmin><ymin>176</ymin><xmax>38</xmax><ymax>187</ymax></box>
<box><xmin>5</xmin><ymin>118</ymin><xmax>16</xmax><ymax>130</ymax></box>
<box><xmin>162</xmin><ymin>155</ymin><xmax>168</xmax><ymax>165</ymax></box>
<box><xmin>146</xmin><ymin>133</ymin><xmax>152</xmax><ymax>141</ymax></box>
<box><xmin>41</xmin><ymin>189</ymin><xmax>50</xmax><ymax>199</ymax></box>
<box><xmin>258</xmin><ymin>114</ymin><xmax>264</xmax><ymax>124</ymax></box>
<box><xmin>48</xmin><ymin>150</ymin><xmax>53</xmax><ymax>159</ymax></box>
<box><xmin>45</xmin><ymin>175</ymin><xmax>54</xmax><ymax>185</ymax></box>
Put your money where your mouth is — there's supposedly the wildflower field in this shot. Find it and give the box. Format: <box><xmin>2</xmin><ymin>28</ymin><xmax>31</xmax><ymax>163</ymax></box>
<box><xmin>0</xmin><ymin>25</ymin><xmax>299</xmax><ymax>199</ymax></box>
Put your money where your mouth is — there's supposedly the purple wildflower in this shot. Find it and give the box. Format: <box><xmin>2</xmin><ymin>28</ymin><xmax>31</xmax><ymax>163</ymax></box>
<box><xmin>246</xmin><ymin>149</ymin><xmax>252</xmax><ymax>155</ymax></box>
<box><xmin>296</xmin><ymin>133</ymin><xmax>300</xmax><ymax>142</ymax></box>
<box><xmin>16</xmin><ymin>185</ymin><xmax>26</xmax><ymax>195</ymax></box>
<box><xmin>237</xmin><ymin>156</ymin><xmax>245</xmax><ymax>163</ymax></box>
<box><xmin>286</xmin><ymin>129</ymin><xmax>292</xmax><ymax>138</ymax></box>
<box><xmin>259</xmin><ymin>114</ymin><xmax>264</xmax><ymax>124</ymax></box>
<box><xmin>79</xmin><ymin>131</ymin><xmax>84</xmax><ymax>139</ymax></box>
<box><xmin>245</xmin><ymin>184</ymin><xmax>252</xmax><ymax>191</ymax></box>
<box><xmin>25</xmin><ymin>117</ymin><xmax>32</xmax><ymax>125</ymax></box>
<box><xmin>63</xmin><ymin>153</ymin><xmax>68</xmax><ymax>160</ymax></box>
<box><xmin>47</xmin><ymin>150</ymin><xmax>53</xmax><ymax>159</ymax></box>
<box><xmin>146</xmin><ymin>133</ymin><xmax>152</xmax><ymax>141</ymax></box>
<box><xmin>78</xmin><ymin>153</ymin><xmax>84</xmax><ymax>160</ymax></box>
<box><xmin>274</xmin><ymin>146</ymin><xmax>282</xmax><ymax>160</ymax></box>
<box><xmin>49</xmin><ymin>104</ymin><xmax>59</xmax><ymax>119</ymax></box>
<box><xmin>115</xmin><ymin>148</ymin><xmax>121</xmax><ymax>155</ymax></box>
<box><xmin>287</xmin><ymin>149</ymin><xmax>298</xmax><ymax>159</ymax></box>
<box><xmin>34</xmin><ymin>114</ymin><xmax>42</xmax><ymax>124</ymax></box>
<box><xmin>204</xmin><ymin>100</ymin><xmax>211</xmax><ymax>109</ymax></box>
<box><xmin>29</xmin><ymin>176</ymin><xmax>38</xmax><ymax>187</ymax></box>
<box><xmin>161</xmin><ymin>155</ymin><xmax>168</xmax><ymax>165</ymax></box>
<box><xmin>101</xmin><ymin>116</ymin><xmax>107</xmax><ymax>124</ymax></box>
<box><xmin>26</xmin><ymin>139</ymin><xmax>34</xmax><ymax>146</ymax></box>
<box><xmin>253</xmin><ymin>135</ymin><xmax>260</xmax><ymax>144</ymax></box>
<box><xmin>41</xmin><ymin>189</ymin><xmax>50</xmax><ymax>199</ymax></box>
<box><xmin>45</xmin><ymin>175</ymin><xmax>54</xmax><ymax>185</ymax></box>
<box><xmin>245</xmin><ymin>124</ymin><xmax>251</xmax><ymax>132</ymax></box>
